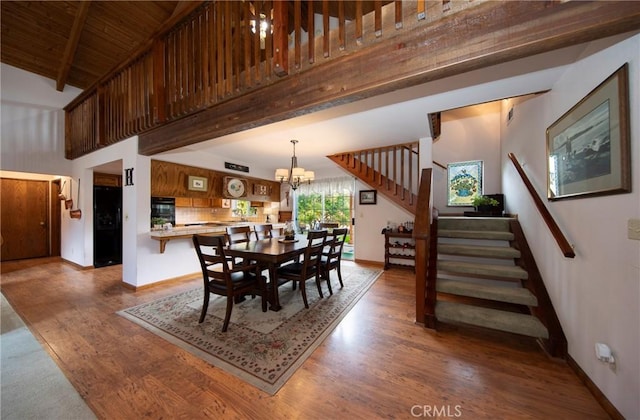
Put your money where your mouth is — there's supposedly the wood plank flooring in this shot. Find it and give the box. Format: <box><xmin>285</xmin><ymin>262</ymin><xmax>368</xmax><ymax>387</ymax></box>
<box><xmin>0</xmin><ymin>257</ymin><xmax>608</xmax><ymax>419</ymax></box>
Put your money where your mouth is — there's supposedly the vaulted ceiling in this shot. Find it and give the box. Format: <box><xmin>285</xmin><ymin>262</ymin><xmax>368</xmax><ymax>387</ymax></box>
<box><xmin>0</xmin><ymin>1</ymin><xmax>188</xmax><ymax>91</ymax></box>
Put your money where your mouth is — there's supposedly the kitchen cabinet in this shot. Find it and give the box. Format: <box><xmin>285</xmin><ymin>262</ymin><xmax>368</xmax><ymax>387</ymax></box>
<box><xmin>211</xmin><ymin>198</ymin><xmax>231</xmax><ymax>208</ymax></box>
<box><xmin>94</xmin><ymin>172</ymin><xmax>121</xmax><ymax>187</ymax></box>
<box><xmin>175</xmin><ymin>197</ymin><xmax>192</xmax><ymax>207</ymax></box>
<box><xmin>192</xmin><ymin>198</ymin><xmax>211</xmax><ymax>208</ymax></box>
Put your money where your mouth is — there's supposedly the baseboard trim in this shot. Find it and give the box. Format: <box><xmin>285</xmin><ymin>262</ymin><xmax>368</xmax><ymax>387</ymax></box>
<box><xmin>353</xmin><ymin>259</ymin><xmax>384</xmax><ymax>267</ymax></box>
<box><xmin>122</xmin><ymin>272</ymin><xmax>200</xmax><ymax>291</ymax></box>
<box><xmin>61</xmin><ymin>258</ymin><xmax>92</xmax><ymax>270</ymax></box>
<box><xmin>566</xmin><ymin>353</ymin><xmax>623</xmax><ymax>420</ymax></box>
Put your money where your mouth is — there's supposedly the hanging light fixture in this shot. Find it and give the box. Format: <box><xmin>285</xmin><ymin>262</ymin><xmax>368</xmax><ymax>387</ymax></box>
<box><xmin>275</xmin><ymin>140</ymin><xmax>314</xmax><ymax>190</ymax></box>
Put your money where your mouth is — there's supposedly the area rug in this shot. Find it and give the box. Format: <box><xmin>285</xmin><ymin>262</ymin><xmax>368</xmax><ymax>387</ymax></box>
<box><xmin>117</xmin><ymin>262</ymin><xmax>382</xmax><ymax>395</ymax></box>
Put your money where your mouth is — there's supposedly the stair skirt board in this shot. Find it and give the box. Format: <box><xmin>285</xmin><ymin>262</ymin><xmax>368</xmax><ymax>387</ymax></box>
<box><xmin>436</xmin><ymin>301</ymin><xmax>549</xmax><ymax>339</ymax></box>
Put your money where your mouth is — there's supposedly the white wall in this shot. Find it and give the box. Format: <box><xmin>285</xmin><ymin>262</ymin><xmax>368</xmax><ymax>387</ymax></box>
<box><xmin>0</xmin><ymin>64</ymin><xmax>81</xmax><ymax>176</ymax></box>
<box><xmin>432</xmin><ymin>102</ymin><xmax>502</xmax><ymax>212</ymax></box>
<box><xmin>501</xmin><ymin>34</ymin><xmax>640</xmax><ymax>419</ymax></box>
<box><xmin>353</xmin><ymin>179</ymin><xmax>414</xmax><ymax>263</ymax></box>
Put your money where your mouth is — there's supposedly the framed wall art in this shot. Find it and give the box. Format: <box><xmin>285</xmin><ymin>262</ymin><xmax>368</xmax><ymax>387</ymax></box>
<box><xmin>359</xmin><ymin>190</ymin><xmax>377</xmax><ymax>205</ymax></box>
<box><xmin>188</xmin><ymin>175</ymin><xmax>208</xmax><ymax>192</ymax></box>
<box><xmin>447</xmin><ymin>160</ymin><xmax>483</xmax><ymax>206</ymax></box>
<box><xmin>547</xmin><ymin>63</ymin><xmax>630</xmax><ymax>200</ymax></box>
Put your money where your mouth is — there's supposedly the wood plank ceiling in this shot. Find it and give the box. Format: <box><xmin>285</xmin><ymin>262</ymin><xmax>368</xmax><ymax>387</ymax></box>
<box><xmin>1</xmin><ymin>1</ymin><xmax>180</xmax><ymax>91</ymax></box>
<box><xmin>1</xmin><ymin>1</ymin><xmax>388</xmax><ymax>93</ymax></box>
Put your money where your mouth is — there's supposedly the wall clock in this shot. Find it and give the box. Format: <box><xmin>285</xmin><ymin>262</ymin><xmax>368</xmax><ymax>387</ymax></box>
<box><xmin>224</xmin><ymin>177</ymin><xmax>246</xmax><ymax>198</ymax></box>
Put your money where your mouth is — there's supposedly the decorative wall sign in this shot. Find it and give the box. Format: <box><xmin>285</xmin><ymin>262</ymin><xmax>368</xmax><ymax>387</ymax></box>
<box><xmin>359</xmin><ymin>190</ymin><xmax>377</xmax><ymax>205</ymax></box>
<box><xmin>546</xmin><ymin>63</ymin><xmax>630</xmax><ymax>200</ymax></box>
<box><xmin>447</xmin><ymin>160</ymin><xmax>483</xmax><ymax>206</ymax></box>
<box><xmin>124</xmin><ymin>168</ymin><xmax>134</xmax><ymax>186</ymax></box>
<box><xmin>225</xmin><ymin>162</ymin><xmax>249</xmax><ymax>173</ymax></box>
<box><xmin>188</xmin><ymin>175</ymin><xmax>208</xmax><ymax>192</ymax></box>
<box><xmin>224</xmin><ymin>177</ymin><xmax>247</xmax><ymax>198</ymax></box>
<box><xmin>253</xmin><ymin>183</ymin><xmax>269</xmax><ymax>195</ymax></box>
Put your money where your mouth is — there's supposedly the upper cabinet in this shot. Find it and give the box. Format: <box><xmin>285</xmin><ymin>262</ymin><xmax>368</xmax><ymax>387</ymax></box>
<box><xmin>151</xmin><ymin>160</ymin><xmax>279</xmax><ymax>202</ymax></box>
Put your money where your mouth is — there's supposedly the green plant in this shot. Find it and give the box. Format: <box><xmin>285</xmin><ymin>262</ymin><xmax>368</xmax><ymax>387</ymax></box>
<box><xmin>151</xmin><ymin>217</ymin><xmax>167</xmax><ymax>226</ymax></box>
<box><xmin>472</xmin><ymin>195</ymin><xmax>499</xmax><ymax>207</ymax></box>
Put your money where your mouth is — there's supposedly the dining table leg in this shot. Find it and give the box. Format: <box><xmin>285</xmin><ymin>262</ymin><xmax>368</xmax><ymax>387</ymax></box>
<box><xmin>268</xmin><ymin>263</ymin><xmax>282</xmax><ymax>311</ymax></box>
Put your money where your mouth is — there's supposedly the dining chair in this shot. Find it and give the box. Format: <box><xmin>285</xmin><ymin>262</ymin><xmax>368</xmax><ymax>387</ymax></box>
<box><xmin>192</xmin><ymin>234</ymin><xmax>267</xmax><ymax>332</ymax></box>
<box><xmin>320</xmin><ymin>228</ymin><xmax>348</xmax><ymax>295</ymax></box>
<box><xmin>253</xmin><ymin>224</ymin><xmax>273</xmax><ymax>240</ymax></box>
<box><xmin>319</xmin><ymin>222</ymin><xmax>339</xmax><ymax>229</ymax></box>
<box><xmin>276</xmin><ymin>230</ymin><xmax>328</xmax><ymax>308</ymax></box>
<box><xmin>226</xmin><ymin>226</ymin><xmax>252</xmax><ymax>266</ymax></box>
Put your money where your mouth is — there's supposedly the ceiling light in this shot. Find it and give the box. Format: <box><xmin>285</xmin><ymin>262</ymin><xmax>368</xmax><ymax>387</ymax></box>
<box><xmin>275</xmin><ymin>140</ymin><xmax>314</xmax><ymax>191</ymax></box>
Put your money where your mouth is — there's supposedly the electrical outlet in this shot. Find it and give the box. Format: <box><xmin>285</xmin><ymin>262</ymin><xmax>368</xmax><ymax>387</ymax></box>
<box><xmin>628</xmin><ymin>219</ymin><xmax>640</xmax><ymax>240</ymax></box>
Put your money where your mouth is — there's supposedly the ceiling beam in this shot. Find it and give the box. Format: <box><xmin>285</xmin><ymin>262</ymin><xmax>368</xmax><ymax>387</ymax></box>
<box><xmin>56</xmin><ymin>1</ymin><xmax>91</xmax><ymax>92</ymax></box>
<box><xmin>136</xmin><ymin>0</ymin><xmax>640</xmax><ymax>155</ymax></box>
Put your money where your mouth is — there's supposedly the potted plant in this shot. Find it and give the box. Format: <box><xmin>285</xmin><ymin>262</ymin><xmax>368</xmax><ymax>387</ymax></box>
<box><xmin>472</xmin><ymin>195</ymin><xmax>500</xmax><ymax>214</ymax></box>
<box><xmin>151</xmin><ymin>217</ymin><xmax>166</xmax><ymax>230</ymax></box>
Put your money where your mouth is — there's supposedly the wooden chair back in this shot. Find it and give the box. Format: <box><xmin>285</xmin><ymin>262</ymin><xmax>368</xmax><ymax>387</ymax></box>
<box><xmin>319</xmin><ymin>222</ymin><xmax>339</xmax><ymax>229</ymax></box>
<box><xmin>253</xmin><ymin>224</ymin><xmax>273</xmax><ymax>240</ymax></box>
<box><xmin>226</xmin><ymin>225</ymin><xmax>252</xmax><ymax>244</ymax></box>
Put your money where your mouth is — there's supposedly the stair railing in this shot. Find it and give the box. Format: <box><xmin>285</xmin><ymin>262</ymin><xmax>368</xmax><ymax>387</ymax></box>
<box><xmin>508</xmin><ymin>153</ymin><xmax>575</xmax><ymax>258</ymax></box>
<box><xmin>413</xmin><ymin>168</ymin><xmax>433</xmax><ymax>325</ymax></box>
<box><xmin>327</xmin><ymin>142</ymin><xmax>420</xmax><ymax>214</ymax></box>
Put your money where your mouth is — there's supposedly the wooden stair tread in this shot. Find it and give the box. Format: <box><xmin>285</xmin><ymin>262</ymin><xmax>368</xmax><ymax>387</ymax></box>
<box><xmin>438</xmin><ymin>243</ymin><xmax>520</xmax><ymax>259</ymax></box>
<box><xmin>436</xmin><ymin>279</ymin><xmax>538</xmax><ymax>306</ymax></box>
<box><xmin>436</xmin><ymin>301</ymin><xmax>549</xmax><ymax>339</ymax></box>
<box><xmin>437</xmin><ymin>260</ymin><xmax>528</xmax><ymax>280</ymax></box>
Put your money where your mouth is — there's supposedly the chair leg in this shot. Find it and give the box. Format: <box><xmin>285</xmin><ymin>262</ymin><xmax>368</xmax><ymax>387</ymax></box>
<box><xmin>325</xmin><ymin>270</ymin><xmax>333</xmax><ymax>296</ymax></box>
<box><xmin>337</xmin><ymin>263</ymin><xmax>344</xmax><ymax>288</ymax></box>
<box><xmin>222</xmin><ymin>296</ymin><xmax>234</xmax><ymax>332</ymax></box>
<box><xmin>313</xmin><ymin>270</ymin><xmax>324</xmax><ymax>298</ymax></box>
<box><xmin>300</xmin><ymin>281</ymin><xmax>309</xmax><ymax>309</ymax></box>
<box><xmin>199</xmin><ymin>292</ymin><xmax>210</xmax><ymax>323</ymax></box>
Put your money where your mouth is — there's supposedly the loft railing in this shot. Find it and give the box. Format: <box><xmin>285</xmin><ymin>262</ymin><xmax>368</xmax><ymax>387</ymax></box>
<box><xmin>64</xmin><ymin>0</ymin><xmax>487</xmax><ymax>159</ymax></box>
<box><xmin>508</xmin><ymin>152</ymin><xmax>575</xmax><ymax>258</ymax></box>
<box><xmin>327</xmin><ymin>142</ymin><xmax>420</xmax><ymax>214</ymax></box>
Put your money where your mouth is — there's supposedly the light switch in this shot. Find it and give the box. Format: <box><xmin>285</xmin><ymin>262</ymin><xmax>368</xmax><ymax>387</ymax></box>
<box><xmin>628</xmin><ymin>218</ymin><xmax>640</xmax><ymax>240</ymax></box>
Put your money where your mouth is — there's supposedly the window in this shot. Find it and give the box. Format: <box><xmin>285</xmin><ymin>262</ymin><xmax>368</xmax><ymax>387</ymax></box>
<box><xmin>295</xmin><ymin>177</ymin><xmax>354</xmax><ymax>231</ymax></box>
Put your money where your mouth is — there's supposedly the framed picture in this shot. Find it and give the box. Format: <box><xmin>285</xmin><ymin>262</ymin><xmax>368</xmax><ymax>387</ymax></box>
<box><xmin>359</xmin><ymin>190</ymin><xmax>377</xmax><ymax>205</ymax></box>
<box><xmin>447</xmin><ymin>160</ymin><xmax>483</xmax><ymax>206</ymax></box>
<box><xmin>188</xmin><ymin>175</ymin><xmax>208</xmax><ymax>192</ymax></box>
<box><xmin>547</xmin><ymin>63</ymin><xmax>630</xmax><ymax>200</ymax></box>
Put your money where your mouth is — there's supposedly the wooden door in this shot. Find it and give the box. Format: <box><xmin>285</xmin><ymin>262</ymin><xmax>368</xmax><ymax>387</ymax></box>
<box><xmin>1</xmin><ymin>178</ymin><xmax>49</xmax><ymax>261</ymax></box>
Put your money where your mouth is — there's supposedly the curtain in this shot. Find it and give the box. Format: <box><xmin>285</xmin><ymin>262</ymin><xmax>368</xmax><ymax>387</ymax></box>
<box><xmin>295</xmin><ymin>176</ymin><xmax>355</xmax><ymax>196</ymax></box>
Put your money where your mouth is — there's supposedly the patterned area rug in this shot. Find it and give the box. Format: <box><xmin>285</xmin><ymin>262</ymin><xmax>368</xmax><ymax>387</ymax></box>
<box><xmin>118</xmin><ymin>262</ymin><xmax>382</xmax><ymax>395</ymax></box>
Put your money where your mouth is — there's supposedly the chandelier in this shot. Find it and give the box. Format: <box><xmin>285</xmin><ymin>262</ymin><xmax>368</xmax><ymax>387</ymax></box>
<box><xmin>274</xmin><ymin>140</ymin><xmax>314</xmax><ymax>190</ymax></box>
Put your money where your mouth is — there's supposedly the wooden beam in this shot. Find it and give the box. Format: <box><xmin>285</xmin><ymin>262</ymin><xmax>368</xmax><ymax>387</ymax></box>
<box><xmin>56</xmin><ymin>1</ymin><xmax>91</xmax><ymax>92</ymax></box>
<box><xmin>139</xmin><ymin>1</ymin><xmax>640</xmax><ymax>155</ymax></box>
<box><xmin>66</xmin><ymin>1</ymin><xmax>205</xmax><ymax>110</ymax></box>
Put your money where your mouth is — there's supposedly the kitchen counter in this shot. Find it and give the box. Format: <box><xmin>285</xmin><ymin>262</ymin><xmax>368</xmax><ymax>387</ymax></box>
<box><xmin>150</xmin><ymin>222</ymin><xmax>286</xmax><ymax>253</ymax></box>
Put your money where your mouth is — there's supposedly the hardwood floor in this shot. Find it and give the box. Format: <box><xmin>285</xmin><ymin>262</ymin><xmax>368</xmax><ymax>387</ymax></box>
<box><xmin>1</xmin><ymin>257</ymin><xmax>608</xmax><ymax>419</ymax></box>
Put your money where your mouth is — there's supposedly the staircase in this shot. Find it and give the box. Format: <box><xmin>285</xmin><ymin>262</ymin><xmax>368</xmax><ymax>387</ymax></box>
<box><xmin>430</xmin><ymin>216</ymin><xmax>567</xmax><ymax>358</ymax></box>
<box><xmin>327</xmin><ymin>142</ymin><xmax>419</xmax><ymax>214</ymax></box>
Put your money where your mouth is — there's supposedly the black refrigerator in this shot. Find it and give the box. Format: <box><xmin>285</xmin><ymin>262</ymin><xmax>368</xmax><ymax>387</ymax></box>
<box><xmin>93</xmin><ymin>186</ymin><xmax>122</xmax><ymax>267</ymax></box>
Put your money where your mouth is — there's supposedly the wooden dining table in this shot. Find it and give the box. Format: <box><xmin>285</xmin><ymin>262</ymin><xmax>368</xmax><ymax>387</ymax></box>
<box><xmin>225</xmin><ymin>234</ymin><xmax>308</xmax><ymax>311</ymax></box>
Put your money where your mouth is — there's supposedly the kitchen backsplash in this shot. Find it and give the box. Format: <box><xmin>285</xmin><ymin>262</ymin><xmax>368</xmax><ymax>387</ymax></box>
<box><xmin>176</xmin><ymin>207</ymin><xmax>268</xmax><ymax>225</ymax></box>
